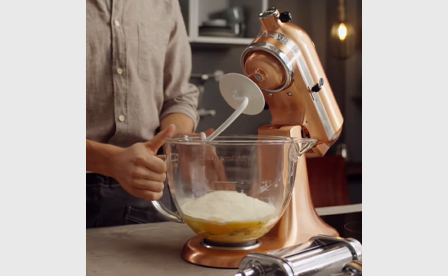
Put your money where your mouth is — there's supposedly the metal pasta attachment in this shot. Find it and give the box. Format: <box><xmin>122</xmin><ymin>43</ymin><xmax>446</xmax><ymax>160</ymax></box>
<box><xmin>235</xmin><ymin>235</ymin><xmax>362</xmax><ymax>276</ymax></box>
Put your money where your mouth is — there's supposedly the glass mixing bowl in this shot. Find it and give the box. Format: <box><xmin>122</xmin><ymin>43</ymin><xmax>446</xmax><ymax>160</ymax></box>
<box><xmin>152</xmin><ymin>135</ymin><xmax>316</xmax><ymax>244</ymax></box>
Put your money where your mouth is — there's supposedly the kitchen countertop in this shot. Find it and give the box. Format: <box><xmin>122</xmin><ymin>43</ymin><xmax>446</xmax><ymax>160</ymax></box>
<box><xmin>86</xmin><ymin>204</ymin><xmax>362</xmax><ymax>276</ymax></box>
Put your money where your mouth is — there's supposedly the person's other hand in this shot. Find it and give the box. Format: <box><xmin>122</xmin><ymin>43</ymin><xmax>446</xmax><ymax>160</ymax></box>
<box><xmin>109</xmin><ymin>125</ymin><xmax>176</xmax><ymax>201</ymax></box>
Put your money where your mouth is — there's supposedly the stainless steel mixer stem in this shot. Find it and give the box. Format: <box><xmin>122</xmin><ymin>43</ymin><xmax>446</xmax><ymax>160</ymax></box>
<box><xmin>236</xmin><ymin>236</ymin><xmax>362</xmax><ymax>276</ymax></box>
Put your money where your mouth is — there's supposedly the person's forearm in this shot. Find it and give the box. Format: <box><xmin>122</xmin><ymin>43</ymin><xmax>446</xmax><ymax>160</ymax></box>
<box><xmin>160</xmin><ymin>113</ymin><xmax>194</xmax><ymax>136</ymax></box>
<box><xmin>86</xmin><ymin>139</ymin><xmax>122</xmax><ymax>176</ymax></box>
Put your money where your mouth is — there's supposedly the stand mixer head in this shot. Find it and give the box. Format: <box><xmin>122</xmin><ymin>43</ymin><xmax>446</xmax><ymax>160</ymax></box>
<box><xmin>241</xmin><ymin>7</ymin><xmax>343</xmax><ymax>157</ymax></box>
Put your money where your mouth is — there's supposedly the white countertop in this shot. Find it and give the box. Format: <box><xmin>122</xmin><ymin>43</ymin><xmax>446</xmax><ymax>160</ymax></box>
<box><xmin>86</xmin><ymin>204</ymin><xmax>362</xmax><ymax>276</ymax></box>
<box><xmin>87</xmin><ymin>221</ymin><xmax>235</xmax><ymax>276</ymax></box>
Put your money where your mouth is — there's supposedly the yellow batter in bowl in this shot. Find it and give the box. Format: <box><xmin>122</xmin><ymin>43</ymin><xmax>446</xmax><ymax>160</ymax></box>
<box><xmin>183</xmin><ymin>214</ymin><xmax>273</xmax><ymax>243</ymax></box>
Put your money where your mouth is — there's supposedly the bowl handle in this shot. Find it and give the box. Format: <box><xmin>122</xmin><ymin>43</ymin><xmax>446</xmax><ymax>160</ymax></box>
<box><xmin>150</xmin><ymin>155</ymin><xmax>184</xmax><ymax>223</ymax></box>
<box><xmin>151</xmin><ymin>200</ymin><xmax>183</xmax><ymax>223</ymax></box>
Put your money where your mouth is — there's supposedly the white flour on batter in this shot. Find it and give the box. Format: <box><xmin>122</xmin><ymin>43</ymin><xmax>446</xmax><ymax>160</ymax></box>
<box><xmin>181</xmin><ymin>191</ymin><xmax>276</xmax><ymax>223</ymax></box>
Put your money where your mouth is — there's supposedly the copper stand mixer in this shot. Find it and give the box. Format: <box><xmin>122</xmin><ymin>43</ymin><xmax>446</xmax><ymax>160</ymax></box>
<box><xmin>246</xmin><ymin>6</ymin><xmax>344</xmax><ymax>248</ymax></box>
<box><xmin>179</xmin><ymin>7</ymin><xmax>344</xmax><ymax>268</ymax></box>
<box><xmin>154</xmin><ymin>7</ymin><xmax>344</xmax><ymax>269</ymax></box>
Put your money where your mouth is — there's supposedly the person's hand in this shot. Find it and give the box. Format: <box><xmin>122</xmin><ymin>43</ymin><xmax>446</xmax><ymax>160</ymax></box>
<box><xmin>108</xmin><ymin>125</ymin><xmax>176</xmax><ymax>201</ymax></box>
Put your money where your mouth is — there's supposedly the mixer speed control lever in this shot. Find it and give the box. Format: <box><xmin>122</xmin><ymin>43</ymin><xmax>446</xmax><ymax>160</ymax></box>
<box><xmin>311</xmin><ymin>78</ymin><xmax>325</xmax><ymax>92</ymax></box>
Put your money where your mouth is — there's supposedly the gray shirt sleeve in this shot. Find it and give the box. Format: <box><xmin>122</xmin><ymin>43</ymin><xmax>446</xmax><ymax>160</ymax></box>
<box><xmin>160</xmin><ymin>0</ymin><xmax>200</xmax><ymax>131</ymax></box>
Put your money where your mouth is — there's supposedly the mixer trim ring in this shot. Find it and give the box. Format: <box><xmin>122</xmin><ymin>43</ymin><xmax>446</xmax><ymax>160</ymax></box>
<box><xmin>200</xmin><ymin>239</ymin><xmax>262</xmax><ymax>251</ymax></box>
<box><xmin>263</xmin><ymin>33</ymin><xmax>317</xmax><ymax>91</ymax></box>
<box><xmin>241</xmin><ymin>42</ymin><xmax>294</xmax><ymax>93</ymax></box>
<box><xmin>267</xmin><ymin>32</ymin><xmax>300</xmax><ymax>55</ymax></box>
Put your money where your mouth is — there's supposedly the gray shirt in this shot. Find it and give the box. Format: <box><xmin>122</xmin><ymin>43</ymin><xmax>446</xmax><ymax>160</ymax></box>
<box><xmin>86</xmin><ymin>0</ymin><xmax>199</xmax><ymax>148</ymax></box>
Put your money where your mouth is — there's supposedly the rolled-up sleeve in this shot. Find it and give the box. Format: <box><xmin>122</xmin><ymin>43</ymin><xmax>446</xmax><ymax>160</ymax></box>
<box><xmin>160</xmin><ymin>0</ymin><xmax>200</xmax><ymax>131</ymax></box>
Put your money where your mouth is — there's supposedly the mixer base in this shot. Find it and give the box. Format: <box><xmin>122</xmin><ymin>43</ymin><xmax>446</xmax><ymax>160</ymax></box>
<box><xmin>181</xmin><ymin>235</ymin><xmax>295</xmax><ymax>268</ymax></box>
